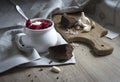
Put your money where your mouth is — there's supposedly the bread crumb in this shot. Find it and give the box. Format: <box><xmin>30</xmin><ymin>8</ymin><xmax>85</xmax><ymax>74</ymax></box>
<box><xmin>30</xmin><ymin>80</ymin><xmax>33</xmax><ymax>82</ymax></box>
<box><xmin>56</xmin><ymin>76</ymin><xmax>59</xmax><ymax>79</ymax></box>
<box><xmin>65</xmin><ymin>29</ymin><xmax>78</xmax><ymax>35</ymax></box>
<box><xmin>49</xmin><ymin>60</ymin><xmax>53</xmax><ymax>64</ymax></box>
<box><xmin>27</xmin><ymin>74</ymin><xmax>31</xmax><ymax>77</ymax></box>
<box><xmin>39</xmin><ymin>68</ymin><xmax>43</xmax><ymax>71</ymax></box>
<box><xmin>34</xmin><ymin>75</ymin><xmax>37</xmax><ymax>78</ymax></box>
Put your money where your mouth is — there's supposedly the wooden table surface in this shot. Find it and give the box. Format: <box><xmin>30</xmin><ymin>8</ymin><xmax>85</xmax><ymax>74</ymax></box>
<box><xmin>0</xmin><ymin>14</ymin><xmax>120</xmax><ymax>82</ymax></box>
<box><xmin>0</xmin><ymin>35</ymin><xmax>120</xmax><ymax>82</ymax></box>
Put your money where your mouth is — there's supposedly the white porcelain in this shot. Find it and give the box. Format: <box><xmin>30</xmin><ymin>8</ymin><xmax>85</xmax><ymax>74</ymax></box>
<box><xmin>16</xmin><ymin>18</ymin><xmax>58</xmax><ymax>53</ymax></box>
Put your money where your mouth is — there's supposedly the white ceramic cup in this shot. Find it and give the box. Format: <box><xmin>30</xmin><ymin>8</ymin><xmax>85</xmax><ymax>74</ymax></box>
<box><xmin>15</xmin><ymin>18</ymin><xmax>58</xmax><ymax>53</ymax></box>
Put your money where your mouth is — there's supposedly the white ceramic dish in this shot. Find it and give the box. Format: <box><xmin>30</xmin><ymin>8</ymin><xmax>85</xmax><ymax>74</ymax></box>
<box><xmin>16</xmin><ymin>32</ymin><xmax>67</xmax><ymax>54</ymax></box>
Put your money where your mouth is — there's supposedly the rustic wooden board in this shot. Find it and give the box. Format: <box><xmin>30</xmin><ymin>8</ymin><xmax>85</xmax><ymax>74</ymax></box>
<box><xmin>52</xmin><ymin>14</ymin><xmax>113</xmax><ymax>56</ymax></box>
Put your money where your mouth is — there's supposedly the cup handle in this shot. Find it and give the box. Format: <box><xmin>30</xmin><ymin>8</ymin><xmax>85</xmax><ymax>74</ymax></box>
<box><xmin>15</xmin><ymin>33</ymin><xmax>33</xmax><ymax>53</ymax></box>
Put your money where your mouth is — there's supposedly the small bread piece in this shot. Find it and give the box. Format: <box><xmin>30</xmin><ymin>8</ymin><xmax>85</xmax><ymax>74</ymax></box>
<box><xmin>49</xmin><ymin>44</ymin><xmax>73</xmax><ymax>60</ymax></box>
<box><xmin>60</xmin><ymin>14</ymin><xmax>77</xmax><ymax>29</ymax></box>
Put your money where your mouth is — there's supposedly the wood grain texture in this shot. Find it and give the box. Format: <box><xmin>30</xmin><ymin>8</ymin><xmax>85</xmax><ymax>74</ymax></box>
<box><xmin>52</xmin><ymin>14</ymin><xmax>113</xmax><ymax>56</ymax></box>
<box><xmin>0</xmin><ymin>36</ymin><xmax>120</xmax><ymax>82</ymax></box>
<box><xmin>0</xmin><ymin>13</ymin><xmax>120</xmax><ymax>82</ymax></box>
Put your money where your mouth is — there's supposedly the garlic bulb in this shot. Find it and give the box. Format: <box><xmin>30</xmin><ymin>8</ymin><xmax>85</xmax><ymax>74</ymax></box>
<box><xmin>78</xmin><ymin>12</ymin><xmax>90</xmax><ymax>25</ymax></box>
<box><xmin>77</xmin><ymin>12</ymin><xmax>95</xmax><ymax>32</ymax></box>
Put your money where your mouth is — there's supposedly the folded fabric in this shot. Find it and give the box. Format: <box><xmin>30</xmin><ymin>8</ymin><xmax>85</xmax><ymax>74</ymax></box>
<box><xmin>19</xmin><ymin>33</ymin><xmax>76</xmax><ymax>67</ymax></box>
<box><xmin>0</xmin><ymin>27</ymin><xmax>41</xmax><ymax>73</ymax></box>
<box><xmin>0</xmin><ymin>26</ymin><xmax>76</xmax><ymax>73</ymax></box>
<box><xmin>0</xmin><ymin>0</ymin><xmax>89</xmax><ymax>28</ymax></box>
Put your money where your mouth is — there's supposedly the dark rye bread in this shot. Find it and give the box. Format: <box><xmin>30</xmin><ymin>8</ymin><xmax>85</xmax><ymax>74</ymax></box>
<box><xmin>49</xmin><ymin>44</ymin><xmax>73</xmax><ymax>60</ymax></box>
<box><xmin>60</xmin><ymin>14</ymin><xmax>77</xmax><ymax>29</ymax></box>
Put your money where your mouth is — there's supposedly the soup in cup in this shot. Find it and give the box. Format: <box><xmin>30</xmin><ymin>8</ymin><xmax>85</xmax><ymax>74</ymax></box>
<box><xmin>16</xmin><ymin>18</ymin><xmax>58</xmax><ymax>53</ymax></box>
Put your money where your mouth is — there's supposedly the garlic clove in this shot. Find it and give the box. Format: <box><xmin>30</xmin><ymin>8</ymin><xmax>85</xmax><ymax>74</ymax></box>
<box><xmin>77</xmin><ymin>12</ymin><xmax>95</xmax><ymax>32</ymax></box>
<box><xmin>83</xmin><ymin>25</ymin><xmax>92</xmax><ymax>32</ymax></box>
<box><xmin>78</xmin><ymin>19</ymin><xmax>82</xmax><ymax>25</ymax></box>
<box><xmin>80</xmin><ymin>12</ymin><xmax>90</xmax><ymax>24</ymax></box>
<box><xmin>91</xmin><ymin>20</ymin><xmax>96</xmax><ymax>27</ymax></box>
<box><xmin>51</xmin><ymin>66</ymin><xmax>61</xmax><ymax>73</ymax></box>
<box><xmin>77</xmin><ymin>12</ymin><xmax>91</xmax><ymax>26</ymax></box>
<box><xmin>75</xmin><ymin>25</ymin><xmax>81</xmax><ymax>30</ymax></box>
<box><xmin>82</xmin><ymin>23</ymin><xmax>92</xmax><ymax>32</ymax></box>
